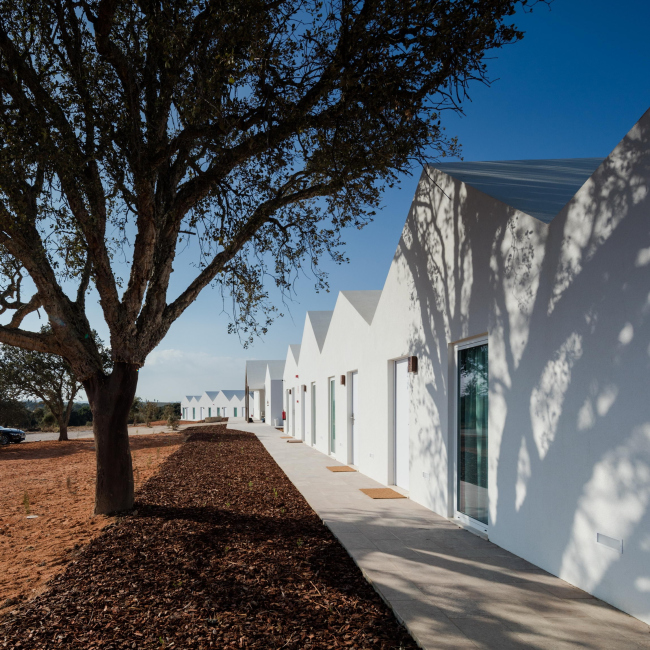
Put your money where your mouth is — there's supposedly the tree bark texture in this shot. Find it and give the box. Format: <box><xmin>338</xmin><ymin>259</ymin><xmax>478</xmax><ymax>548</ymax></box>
<box><xmin>58</xmin><ymin>397</ymin><xmax>76</xmax><ymax>442</ymax></box>
<box><xmin>84</xmin><ymin>363</ymin><xmax>139</xmax><ymax>515</ymax></box>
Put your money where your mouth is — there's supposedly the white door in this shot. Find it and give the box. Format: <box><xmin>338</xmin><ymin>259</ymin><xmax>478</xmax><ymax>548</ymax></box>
<box><xmin>300</xmin><ymin>389</ymin><xmax>306</xmax><ymax>441</ymax></box>
<box><xmin>351</xmin><ymin>372</ymin><xmax>359</xmax><ymax>465</ymax></box>
<box><xmin>394</xmin><ymin>359</ymin><xmax>410</xmax><ymax>490</ymax></box>
<box><xmin>291</xmin><ymin>389</ymin><xmax>296</xmax><ymax>436</ymax></box>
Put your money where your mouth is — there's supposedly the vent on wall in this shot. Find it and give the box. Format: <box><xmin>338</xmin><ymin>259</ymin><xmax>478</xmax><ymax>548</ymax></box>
<box><xmin>596</xmin><ymin>533</ymin><xmax>623</xmax><ymax>554</ymax></box>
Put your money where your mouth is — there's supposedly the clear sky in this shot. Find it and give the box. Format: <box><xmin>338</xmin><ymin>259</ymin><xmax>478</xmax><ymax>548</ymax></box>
<box><xmin>139</xmin><ymin>0</ymin><xmax>650</xmax><ymax>402</ymax></box>
<box><xmin>19</xmin><ymin>0</ymin><xmax>650</xmax><ymax>403</ymax></box>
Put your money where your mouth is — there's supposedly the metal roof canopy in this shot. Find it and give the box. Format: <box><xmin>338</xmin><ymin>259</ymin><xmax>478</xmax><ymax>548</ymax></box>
<box><xmin>431</xmin><ymin>158</ymin><xmax>605</xmax><ymax>224</ymax></box>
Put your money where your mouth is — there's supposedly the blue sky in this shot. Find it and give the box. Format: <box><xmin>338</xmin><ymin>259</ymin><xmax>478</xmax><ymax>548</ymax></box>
<box><xmin>20</xmin><ymin>0</ymin><xmax>649</xmax><ymax>402</ymax></box>
<box><xmin>139</xmin><ymin>0</ymin><xmax>650</xmax><ymax>402</ymax></box>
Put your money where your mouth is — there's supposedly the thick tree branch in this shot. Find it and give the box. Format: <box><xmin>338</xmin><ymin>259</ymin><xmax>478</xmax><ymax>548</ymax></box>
<box><xmin>0</xmin><ymin>326</ymin><xmax>59</xmax><ymax>354</ymax></box>
<box><xmin>8</xmin><ymin>292</ymin><xmax>43</xmax><ymax>329</ymax></box>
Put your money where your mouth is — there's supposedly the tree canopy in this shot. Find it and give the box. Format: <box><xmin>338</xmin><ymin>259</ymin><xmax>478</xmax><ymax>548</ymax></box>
<box><xmin>0</xmin><ymin>0</ymin><xmax>538</xmax><ymax>377</ymax></box>
<box><xmin>0</xmin><ymin>0</ymin><xmax>542</xmax><ymax>512</ymax></box>
<box><xmin>0</xmin><ymin>327</ymin><xmax>109</xmax><ymax>439</ymax></box>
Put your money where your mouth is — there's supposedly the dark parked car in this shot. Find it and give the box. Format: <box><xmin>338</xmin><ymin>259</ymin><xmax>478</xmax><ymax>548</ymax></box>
<box><xmin>0</xmin><ymin>427</ymin><xmax>26</xmax><ymax>446</ymax></box>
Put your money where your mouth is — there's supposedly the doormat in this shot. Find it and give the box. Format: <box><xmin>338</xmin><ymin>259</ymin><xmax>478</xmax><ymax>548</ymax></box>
<box><xmin>360</xmin><ymin>488</ymin><xmax>406</xmax><ymax>499</ymax></box>
<box><xmin>280</xmin><ymin>436</ymin><xmax>293</xmax><ymax>439</ymax></box>
<box><xmin>327</xmin><ymin>466</ymin><xmax>357</xmax><ymax>472</ymax></box>
<box><xmin>287</xmin><ymin>440</ymin><xmax>303</xmax><ymax>444</ymax></box>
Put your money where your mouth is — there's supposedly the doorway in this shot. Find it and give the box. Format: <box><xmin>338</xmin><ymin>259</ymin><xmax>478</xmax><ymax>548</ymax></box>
<box><xmin>300</xmin><ymin>387</ymin><xmax>306</xmax><ymax>441</ymax></box>
<box><xmin>394</xmin><ymin>358</ymin><xmax>410</xmax><ymax>490</ymax></box>
<box><xmin>311</xmin><ymin>383</ymin><xmax>316</xmax><ymax>445</ymax></box>
<box><xmin>329</xmin><ymin>377</ymin><xmax>336</xmax><ymax>455</ymax></box>
<box><xmin>456</xmin><ymin>341</ymin><xmax>488</xmax><ymax>529</ymax></box>
<box><xmin>291</xmin><ymin>389</ymin><xmax>296</xmax><ymax>437</ymax></box>
<box><xmin>350</xmin><ymin>372</ymin><xmax>359</xmax><ymax>465</ymax></box>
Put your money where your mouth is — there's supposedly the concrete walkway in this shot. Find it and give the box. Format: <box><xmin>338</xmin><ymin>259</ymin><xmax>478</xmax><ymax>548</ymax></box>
<box><xmin>231</xmin><ymin>421</ymin><xmax>650</xmax><ymax>649</ymax></box>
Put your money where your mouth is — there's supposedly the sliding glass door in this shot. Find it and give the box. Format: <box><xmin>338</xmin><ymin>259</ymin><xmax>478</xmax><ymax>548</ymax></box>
<box><xmin>457</xmin><ymin>342</ymin><xmax>488</xmax><ymax>527</ymax></box>
<box><xmin>329</xmin><ymin>377</ymin><xmax>336</xmax><ymax>454</ymax></box>
<box><xmin>311</xmin><ymin>383</ymin><xmax>316</xmax><ymax>445</ymax></box>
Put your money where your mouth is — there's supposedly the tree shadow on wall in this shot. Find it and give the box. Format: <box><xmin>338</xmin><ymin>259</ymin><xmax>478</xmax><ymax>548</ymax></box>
<box><xmin>396</xmin><ymin>114</ymin><xmax>650</xmax><ymax>623</ymax></box>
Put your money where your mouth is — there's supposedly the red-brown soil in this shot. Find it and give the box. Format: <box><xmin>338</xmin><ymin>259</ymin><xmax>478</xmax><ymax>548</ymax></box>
<box><xmin>0</xmin><ymin>433</ymin><xmax>184</xmax><ymax>614</ymax></box>
<box><xmin>0</xmin><ymin>425</ymin><xmax>416</xmax><ymax>649</ymax></box>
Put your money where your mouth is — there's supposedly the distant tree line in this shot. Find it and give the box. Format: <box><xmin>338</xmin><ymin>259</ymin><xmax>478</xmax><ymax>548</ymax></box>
<box><xmin>128</xmin><ymin>398</ymin><xmax>181</xmax><ymax>427</ymax></box>
<box><xmin>0</xmin><ymin>327</ymin><xmax>110</xmax><ymax>440</ymax></box>
<box><xmin>0</xmin><ymin>399</ymin><xmax>93</xmax><ymax>431</ymax></box>
<box><xmin>0</xmin><ymin>397</ymin><xmax>181</xmax><ymax>432</ymax></box>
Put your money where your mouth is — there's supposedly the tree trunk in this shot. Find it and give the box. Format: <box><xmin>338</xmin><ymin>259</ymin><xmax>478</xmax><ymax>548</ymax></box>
<box><xmin>84</xmin><ymin>362</ymin><xmax>139</xmax><ymax>515</ymax></box>
<box><xmin>58</xmin><ymin>397</ymin><xmax>76</xmax><ymax>442</ymax></box>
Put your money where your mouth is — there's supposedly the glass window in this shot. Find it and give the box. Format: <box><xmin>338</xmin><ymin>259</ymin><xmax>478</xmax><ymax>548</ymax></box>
<box><xmin>329</xmin><ymin>378</ymin><xmax>336</xmax><ymax>452</ymax></box>
<box><xmin>458</xmin><ymin>344</ymin><xmax>488</xmax><ymax>525</ymax></box>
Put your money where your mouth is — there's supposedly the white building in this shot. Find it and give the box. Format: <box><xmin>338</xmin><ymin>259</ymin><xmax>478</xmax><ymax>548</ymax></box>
<box><xmin>278</xmin><ymin>109</ymin><xmax>650</xmax><ymax>625</ymax></box>
<box><xmin>180</xmin><ymin>390</ymin><xmax>245</xmax><ymax>421</ymax></box>
<box><xmin>244</xmin><ymin>360</ymin><xmax>285</xmax><ymax>424</ymax></box>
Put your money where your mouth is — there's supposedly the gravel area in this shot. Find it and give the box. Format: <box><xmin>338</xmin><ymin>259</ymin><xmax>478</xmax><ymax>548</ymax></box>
<box><xmin>1</xmin><ymin>425</ymin><xmax>416</xmax><ymax>649</ymax></box>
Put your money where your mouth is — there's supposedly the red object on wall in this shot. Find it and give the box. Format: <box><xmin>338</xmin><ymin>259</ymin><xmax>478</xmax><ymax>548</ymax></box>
<box><xmin>282</xmin><ymin>411</ymin><xmax>286</xmax><ymax>420</ymax></box>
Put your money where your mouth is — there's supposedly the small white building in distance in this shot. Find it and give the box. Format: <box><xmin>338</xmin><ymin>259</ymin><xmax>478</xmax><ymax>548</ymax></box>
<box><xmin>272</xmin><ymin>108</ymin><xmax>650</xmax><ymax>625</ymax></box>
<box><xmin>244</xmin><ymin>360</ymin><xmax>285</xmax><ymax>424</ymax></box>
<box><xmin>180</xmin><ymin>390</ymin><xmax>245</xmax><ymax>421</ymax></box>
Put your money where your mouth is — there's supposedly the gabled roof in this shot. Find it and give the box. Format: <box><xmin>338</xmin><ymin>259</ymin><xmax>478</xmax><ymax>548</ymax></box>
<box><xmin>246</xmin><ymin>360</ymin><xmax>270</xmax><ymax>388</ymax></box>
<box><xmin>306</xmin><ymin>311</ymin><xmax>333</xmax><ymax>352</ymax></box>
<box><xmin>341</xmin><ymin>290</ymin><xmax>383</xmax><ymax>326</ymax></box>
<box><xmin>265</xmin><ymin>360</ymin><xmax>285</xmax><ymax>380</ymax></box>
<box><xmin>431</xmin><ymin>158</ymin><xmax>605</xmax><ymax>223</ymax></box>
<box><xmin>204</xmin><ymin>391</ymin><xmax>220</xmax><ymax>401</ymax></box>
<box><xmin>246</xmin><ymin>359</ymin><xmax>284</xmax><ymax>388</ymax></box>
<box><xmin>221</xmin><ymin>389</ymin><xmax>245</xmax><ymax>401</ymax></box>
<box><xmin>289</xmin><ymin>343</ymin><xmax>301</xmax><ymax>364</ymax></box>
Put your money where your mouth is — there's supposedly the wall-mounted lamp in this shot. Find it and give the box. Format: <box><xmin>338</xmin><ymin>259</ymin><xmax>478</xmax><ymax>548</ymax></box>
<box><xmin>302</xmin><ymin>385</ymin><xmax>307</xmax><ymax>392</ymax></box>
<box><xmin>408</xmin><ymin>356</ymin><xmax>418</xmax><ymax>374</ymax></box>
<box><xmin>340</xmin><ymin>375</ymin><xmax>346</xmax><ymax>386</ymax></box>
<box><xmin>289</xmin><ymin>389</ymin><xmax>292</xmax><ymax>394</ymax></box>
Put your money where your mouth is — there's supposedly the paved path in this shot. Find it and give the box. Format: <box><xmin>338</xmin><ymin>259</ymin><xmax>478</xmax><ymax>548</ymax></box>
<box><xmin>231</xmin><ymin>421</ymin><xmax>650</xmax><ymax>649</ymax></box>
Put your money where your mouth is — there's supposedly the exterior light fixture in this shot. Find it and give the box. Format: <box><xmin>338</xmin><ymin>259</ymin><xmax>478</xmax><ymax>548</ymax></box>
<box><xmin>408</xmin><ymin>356</ymin><xmax>418</xmax><ymax>374</ymax></box>
<box><xmin>340</xmin><ymin>375</ymin><xmax>346</xmax><ymax>386</ymax></box>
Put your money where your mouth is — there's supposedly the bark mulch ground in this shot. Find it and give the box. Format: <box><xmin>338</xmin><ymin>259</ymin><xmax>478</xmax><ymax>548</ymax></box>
<box><xmin>1</xmin><ymin>425</ymin><xmax>416</xmax><ymax>649</ymax></box>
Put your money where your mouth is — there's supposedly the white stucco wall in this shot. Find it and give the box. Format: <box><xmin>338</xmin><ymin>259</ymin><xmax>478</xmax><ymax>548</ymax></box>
<box><xmin>181</xmin><ymin>390</ymin><xmax>245</xmax><ymax>420</ymax></box>
<box><xmin>281</xmin><ymin>109</ymin><xmax>650</xmax><ymax>624</ymax></box>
